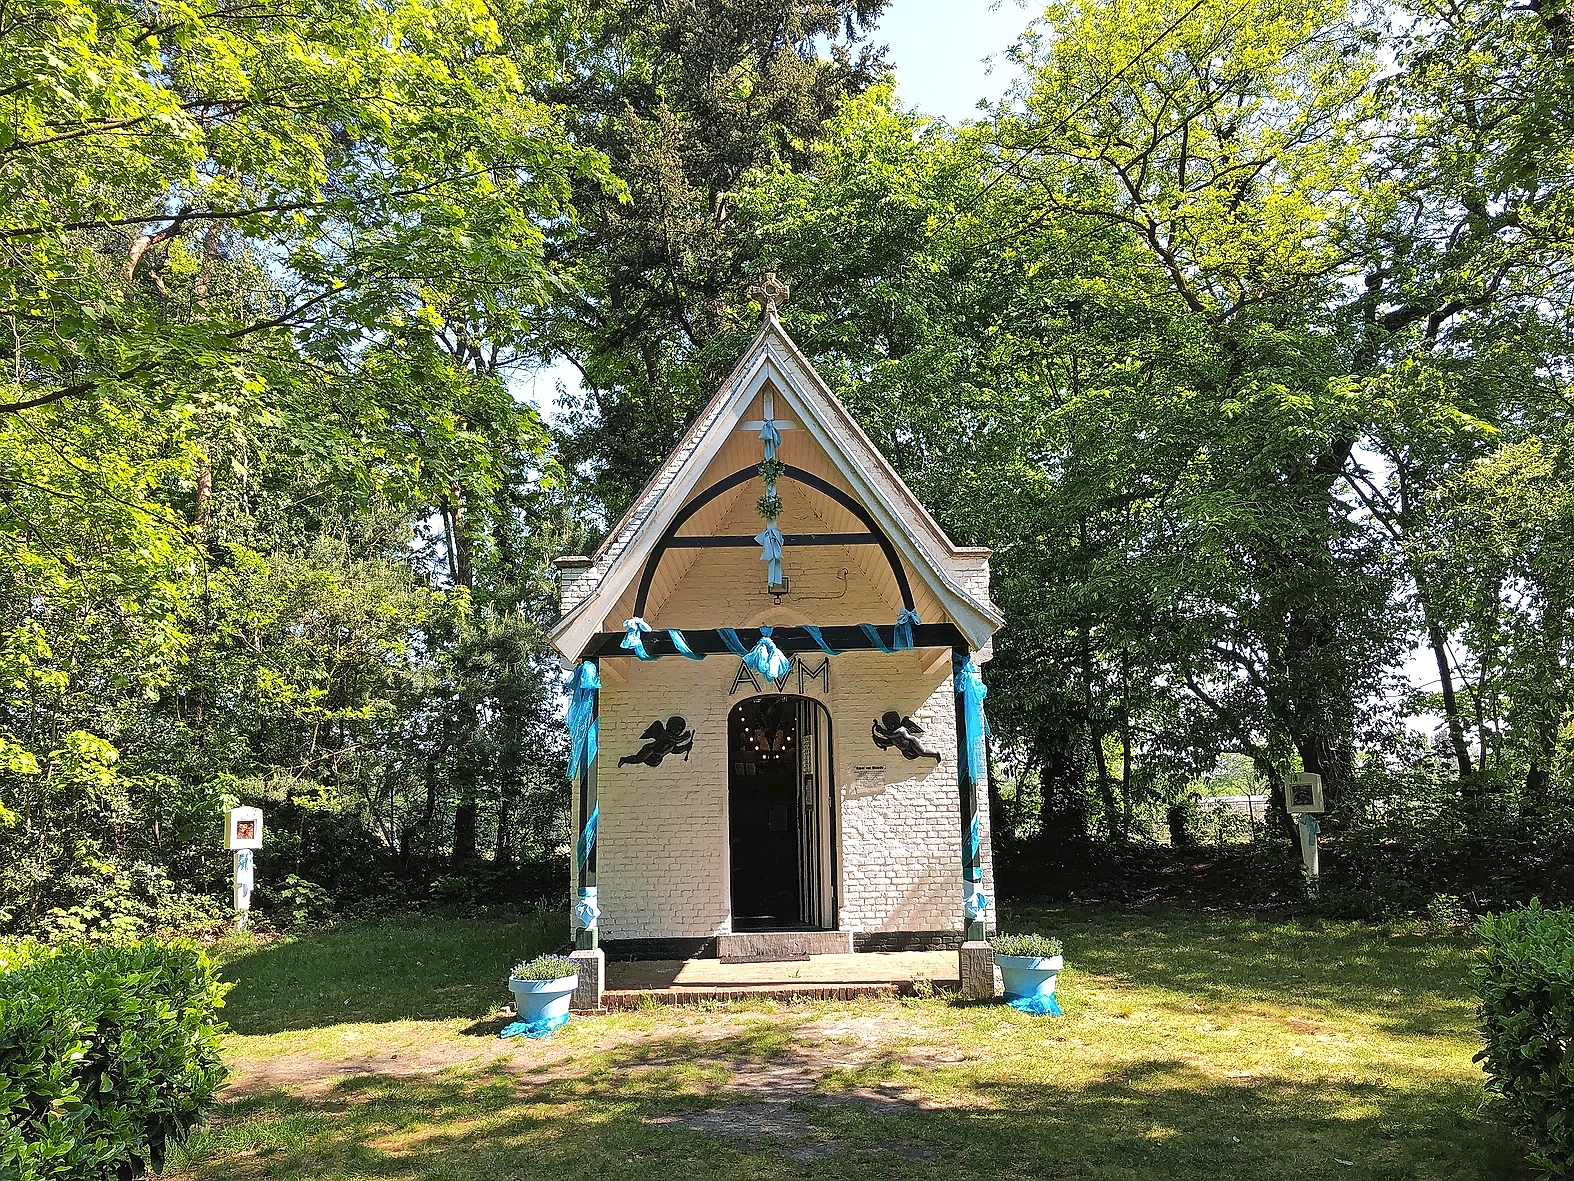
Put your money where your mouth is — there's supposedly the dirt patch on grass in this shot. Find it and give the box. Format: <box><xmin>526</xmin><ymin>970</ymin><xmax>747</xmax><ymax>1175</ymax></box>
<box><xmin>645</xmin><ymin>1103</ymin><xmax>939</xmax><ymax>1163</ymax></box>
<box><xmin>223</xmin><ymin>1002</ymin><xmax>974</xmax><ymax>1116</ymax></box>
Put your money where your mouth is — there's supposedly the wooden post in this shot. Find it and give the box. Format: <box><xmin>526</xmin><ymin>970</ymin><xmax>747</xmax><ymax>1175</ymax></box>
<box><xmin>570</xmin><ymin>659</ymin><xmax>604</xmax><ymax>1011</ymax></box>
<box><xmin>953</xmin><ymin>647</ymin><xmax>986</xmax><ymax>944</ymax></box>
<box><xmin>575</xmin><ymin>664</ymin><xmax>599</xmax><ymax>951</ymax></box>
<box><xmin>233</xmin><ymin>850</ymin><xmax>253</xmax><ymax>932</ymax></box>
<box><xmin>955</xmin><ymin>647</ymin><xmax>995</xmax><ymax>1000</ymax></box>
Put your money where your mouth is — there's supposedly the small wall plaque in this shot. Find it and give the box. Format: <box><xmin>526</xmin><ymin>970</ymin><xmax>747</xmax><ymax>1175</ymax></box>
<box><xmin>1285</xmin><ymin>772</ymin><xmax>1324</xmax><ymax>813</ymax></box>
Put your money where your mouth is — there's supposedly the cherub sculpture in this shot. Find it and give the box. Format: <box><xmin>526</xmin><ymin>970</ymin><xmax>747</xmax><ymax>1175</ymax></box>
<box><xmin>871</xmin><ymin>711</ymin><xmax>940</xmax><ymax>762</ymax></box>
<box><xmin>619</xmin><ymin>717</ymin><xmax>695</xmax><ymax>767</ymax></box>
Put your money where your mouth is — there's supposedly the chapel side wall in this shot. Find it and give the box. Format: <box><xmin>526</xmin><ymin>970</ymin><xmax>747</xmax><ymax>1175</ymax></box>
<box><xmin>594</xmin><ymin>659</ymin><xmax>732</xmax><ymax>942</ymax></box>
<box><xmin>829</xmin><ymin>653</ymin><xmax>996</xmax><ymax>939</ymax></box>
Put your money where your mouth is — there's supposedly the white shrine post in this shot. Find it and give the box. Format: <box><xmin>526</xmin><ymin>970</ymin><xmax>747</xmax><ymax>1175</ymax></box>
<box><xmin>225</xmin><ymin>806</ymin><xmax>264</xmax><ymax>931</ymax></box>
<box><xmin>1285</xmin><ymin>772</ymin><xmax>1324</xmax><ymax>897</ymax></box>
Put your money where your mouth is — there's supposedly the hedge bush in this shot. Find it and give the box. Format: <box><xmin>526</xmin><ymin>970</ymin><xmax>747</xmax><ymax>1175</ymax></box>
<box><xmin>0</xmin><ymin>939</ymin><xmax>230</xmax><ymax>1180</ymax></box>
<box><xmin>1475</xmin><ymin>901</ymin><xmax>1574</xmax><ymax>1178</ymax></box>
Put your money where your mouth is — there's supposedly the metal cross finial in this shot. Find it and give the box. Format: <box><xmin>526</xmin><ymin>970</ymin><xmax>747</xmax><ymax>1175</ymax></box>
<box><xmin>748</xmin><ymin>272</ymin><xmax>790</xmax><ymax>317</ymax></box>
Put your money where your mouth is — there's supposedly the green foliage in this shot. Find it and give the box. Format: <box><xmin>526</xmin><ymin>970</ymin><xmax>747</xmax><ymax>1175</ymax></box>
<box><xmin>1474</xmin><ymin>902</ymin><xmax>1574</xmax><ymax>1177</ymax></box>
<box><xmin>990</xmin><ymin>933</ymin><xmax>1065</xmax><ymax>959</ymax></box>
<box><xmin>726</xmin><ymin>0</ymin><xmax>1574</xmax><ymax>878</ymax></box>
<box><xmin>508</xmin><ymin>954</ymin><xmax>577</xmax><ymax>982</ymax></box>
<box><xmin>0</xmin><ymin>0</ymin><xmax>585</xmax><ymax>937</ymax></box>
<box><xmin>272</xmin><ymin>876</ymin><xmax>335</xmax><ymax>931</ymax></box>
<box><xmin>545</xmin><ymin>0</ymin><xmax>892</xmax><ymax>515</ymax></box>
<box><xmin>0</xmin><ymin>938</ymin><xmax>230</xmax><ymax>1179</ymax></box>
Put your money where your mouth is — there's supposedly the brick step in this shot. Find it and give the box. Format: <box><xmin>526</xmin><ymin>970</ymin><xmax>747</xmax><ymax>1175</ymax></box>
<box><xmin>602</xmin><ymin>981</ymin><xmax>940</xmax><ymax>1010</ymax></box>
<box><xmin>715</xmin><ymin>930</ymin><xmax>854</xmax><ymax>961</ymax></box>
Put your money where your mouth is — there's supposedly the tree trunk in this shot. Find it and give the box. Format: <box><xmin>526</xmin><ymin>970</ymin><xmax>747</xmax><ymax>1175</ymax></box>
<box><xmin>985</xmin><ymin>745</ymin><xmax>1004</xmax><ymax>843</ymax></box>
<box><xmin>1080</xmin><ymin>626</ymin><xmax>1119</xmax><ymax>842</ymax></box>
<box><xmin>1422</xmin><ymin>606</ymin><xmax>1474</xmax><ymax>781</ymax></box>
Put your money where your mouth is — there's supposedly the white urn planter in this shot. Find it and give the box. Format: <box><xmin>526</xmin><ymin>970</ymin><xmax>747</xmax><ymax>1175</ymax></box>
<box><xmin>508</xmin><ymin>974</ymin><xmax>578</xmax><ymax>1030</ymax></box>
<box><xmin>996</xmin><ymin>953</ymin><xmax>1064</xmax><ymax>1014</ymax></box>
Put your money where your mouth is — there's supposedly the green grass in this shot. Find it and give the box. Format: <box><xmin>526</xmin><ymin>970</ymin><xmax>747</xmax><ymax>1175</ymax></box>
<box><xmin>170</xmin><ymin>905</ymin><xmax>1527</xmax><ymax>1181</ymax></box>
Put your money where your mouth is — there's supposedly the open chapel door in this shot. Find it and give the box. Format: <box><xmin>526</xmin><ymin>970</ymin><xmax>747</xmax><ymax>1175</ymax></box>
<box><xmin>728</xmin><ymin>695</ymin><xmax>836</xmax><ymax>931</ymax></box>
<box><xmin>797</xmin><ymin>698</ymin><xmax>836</xmax><ymax>930</ymax></box>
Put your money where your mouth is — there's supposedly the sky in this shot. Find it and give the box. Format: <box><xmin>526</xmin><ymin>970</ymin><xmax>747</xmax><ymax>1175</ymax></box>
<box><xmin>875</xmin><ymin>0</ymin><xmax>1036</xmax><ymax>122</ymax></box>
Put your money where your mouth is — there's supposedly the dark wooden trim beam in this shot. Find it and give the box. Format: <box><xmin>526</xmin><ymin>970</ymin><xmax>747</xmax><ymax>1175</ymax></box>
<box><xmin>632</xmin><ymin>465</ymin><xmax>915</xmax><ymax>617</ymax></box>
<box><xmin>666</xmin><ymin>532</ymin><xmax>881</xmax><ymax>548</ymax></box>
<box><xmin>585</xmin><ymin>623</ymin><xmax>965</xmax><ymax>659</ymax></box>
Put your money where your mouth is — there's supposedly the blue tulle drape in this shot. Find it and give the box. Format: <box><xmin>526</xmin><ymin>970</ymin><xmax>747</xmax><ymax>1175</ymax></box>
<box><xmin>803</xmin><ymin>625</ymin><xmax>842</xmax><ymax>656</ymax></box>
<box><xmin>954</xmin><ymin>653</ymin><xmax>990</xmax><ymax>787</ymax></box>
<box><xmin>500</xmin><ymin>1012</ymin><xmax>570</xmax><ymax>1039</ymax></box>
<box><xmin>756</xmin><ymin>522</ymin><xmax>784</xmax><ymax>586</ymax></box>
<box><xmin>746</xmin><ymin>626</ymin><xmax>792</xmax><ymax>681</ymax></box>
<box><xmin>667</xmin><ymin>629</ymin><xmax>705</xmax><ymax>659</ymax></box>
<box><xmin>565</xmin><ymin>662</ymin><xmax>599</xmax><ymax>782</ymax></box>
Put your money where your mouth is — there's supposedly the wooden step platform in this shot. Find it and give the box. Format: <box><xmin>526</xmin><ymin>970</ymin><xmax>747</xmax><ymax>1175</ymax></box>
<box><xmin>716</xmin><ymin>929</ymin><xmax>853</xmax><ymax>961</ymax></box>
<box><xmin>601</xmin><ymin>950</ymin><xmax>958</xmax><ymax>1010</ymax></box>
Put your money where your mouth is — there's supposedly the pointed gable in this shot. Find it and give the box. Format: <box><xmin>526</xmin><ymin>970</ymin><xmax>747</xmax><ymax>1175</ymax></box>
<box><xmin>549</xmin><ymin>314</ymin><xmax>1003</xmax><ymax>661</ymax></box>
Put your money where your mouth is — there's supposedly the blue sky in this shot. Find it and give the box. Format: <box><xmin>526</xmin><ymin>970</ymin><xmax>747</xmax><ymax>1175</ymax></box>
<box><xmin>876</xmin><ymin>0</ymin><xmax>1037</xmax><ymax>122</ymax></box>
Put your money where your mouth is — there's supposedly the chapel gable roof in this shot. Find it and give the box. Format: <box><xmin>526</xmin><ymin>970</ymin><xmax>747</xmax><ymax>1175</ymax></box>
<box><xmin>548</xmin><ymin>313</ymin><xmax>1003</xmax><ymax>660</ymax></box>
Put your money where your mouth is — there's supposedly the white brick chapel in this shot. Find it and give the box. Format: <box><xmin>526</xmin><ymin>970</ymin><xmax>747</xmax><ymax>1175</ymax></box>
<box><xmin>550</xmin><ymin>292</ymin><xmax>1004</xmax><ymax>1004</ymax></box>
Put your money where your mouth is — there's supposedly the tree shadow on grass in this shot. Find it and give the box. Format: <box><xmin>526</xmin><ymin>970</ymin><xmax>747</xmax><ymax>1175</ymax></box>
<box><xmin>1000</xmin><ymin>904</ymin><xmax>1481</xmax><ymax>1040</ymax></box>
<box><xmin>220</xmin><ymin>912</ymin><xmax>562</xmax><ymax>1035</ymax></box>
<box><xmin>176</xmin><ymin>1023</ymin><xmax>1530</xmax><ymax>1181</ymax></box>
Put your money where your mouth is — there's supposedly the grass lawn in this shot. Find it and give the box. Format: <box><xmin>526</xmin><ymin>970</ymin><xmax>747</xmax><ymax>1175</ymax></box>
<box><xmin>170</xmin><ymin>904</ymin><xmax>1527</xmax><ymax>1181</ymax></box>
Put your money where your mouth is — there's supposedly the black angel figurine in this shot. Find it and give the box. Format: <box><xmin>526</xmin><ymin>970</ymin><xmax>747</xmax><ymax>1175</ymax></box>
<box><xmin>619</xmin><ymin>717</ymin><xmax>695</xmax><ymax>767</ymax></box>
<box><xmin>871</xmin><ymin>711</ymin><xmax>941</xmax><ymax>762</ymax></box>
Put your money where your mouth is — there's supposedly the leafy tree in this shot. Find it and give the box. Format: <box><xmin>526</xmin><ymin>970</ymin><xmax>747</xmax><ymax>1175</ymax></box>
<box><xmin>541</xmin><ymin>0</ymin><xmax>891</xmax><ymax>517</ymax></box>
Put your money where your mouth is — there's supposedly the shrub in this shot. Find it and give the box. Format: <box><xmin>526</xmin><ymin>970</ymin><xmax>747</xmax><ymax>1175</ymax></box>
<box><xmin>272</xmin><ymin>874</ymin><xmax>334</xmax><ymax>930</ymax></box>
<box><xmin>1474</xmin><ymin>901</ymin><xmax>1574</xmax><ymax>1178</ymax></box>
<box><xmin>509</xmin><ymin>954</ymin><xmax>578</xmax><ymax>982</ymax></box>
<box><xmin>0</xmin><ymin>939</ymin><xmax>230</xmax><ymax>1179</ymax></box>
<box><xmin>990</xmin><ymin>933</ymin><xmax>1064</xmax><ymax>959</ymax></box>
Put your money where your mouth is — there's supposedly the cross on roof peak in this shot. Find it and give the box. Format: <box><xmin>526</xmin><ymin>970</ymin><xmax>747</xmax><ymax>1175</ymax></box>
<box><xmin>748</xmin><ymin>272</ymin><xmax>790</xmax><ymax>317</ymax></box>
<box><xmin>739</xmin><ymin>388</ymin><xmax>798</xmax><ymax>436</ymax></box>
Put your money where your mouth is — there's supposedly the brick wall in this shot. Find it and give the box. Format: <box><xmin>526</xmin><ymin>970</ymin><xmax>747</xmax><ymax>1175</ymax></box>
<box><xmin>586</xmin><ymin>644</ymin><xmax>996</xmax><ymax>942</ymax></box>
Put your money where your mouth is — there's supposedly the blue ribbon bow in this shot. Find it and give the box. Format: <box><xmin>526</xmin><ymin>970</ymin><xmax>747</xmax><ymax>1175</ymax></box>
<box><xmin>894</xmin><ymin>608</ymin><xmax>921</xmax><ymax>650</ymax></box>
<box><xmin>573</xmin><ymin>884</ymin><xmax>599</xmax><ymax>929</ymax></box>
<box><xmin>965</xmin><ymin>886</ymin><xmax>991</xmax><ymax>919</ymax></box>
<box><xmin>565</xmin><ymin>662</ymin><xmax>599</xmax><ymax>781</ymax></box>
<box><xmin>746</xmin><ymin>626</ymin><xmax>792</xmax><ymax>682</ymax></box>
<box><xmin>756</xmin><ymin>522</ymin><xmax>784</xmax><ymax>587</ymax></box>
<box><xmin>759</xmin><ymin>417</ymin><xmax>782</xmax><ymax>460</ymax></box>
<box><xmin>620</xmin><ymin>617</ymin><xmax>655</xmax><ymax>660</ymax></box>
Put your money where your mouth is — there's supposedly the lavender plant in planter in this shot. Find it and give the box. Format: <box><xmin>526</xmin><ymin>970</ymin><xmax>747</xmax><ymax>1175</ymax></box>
<box><xmin>503</xmin><ymin>955</ymin><xmax>579</xmax><ymax>1039</ymax></box>
<box><xmin>990</xmin><ymin>933</ymin><xmax>1064</xmax><ymax>1016</ymax></box>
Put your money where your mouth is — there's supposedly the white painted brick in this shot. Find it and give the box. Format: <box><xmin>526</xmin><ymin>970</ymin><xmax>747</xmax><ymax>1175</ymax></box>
<box><xmin>582</xmin><ymin>646</ymin><xmax>996</xmax><ymax>941</ymax></box>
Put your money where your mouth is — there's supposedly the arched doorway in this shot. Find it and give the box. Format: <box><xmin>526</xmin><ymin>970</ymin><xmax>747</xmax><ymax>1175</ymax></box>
<box><xmin>727</xmin><ymin>695</ymin><xmax>836</xmax><ymax>930</ymax></box>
